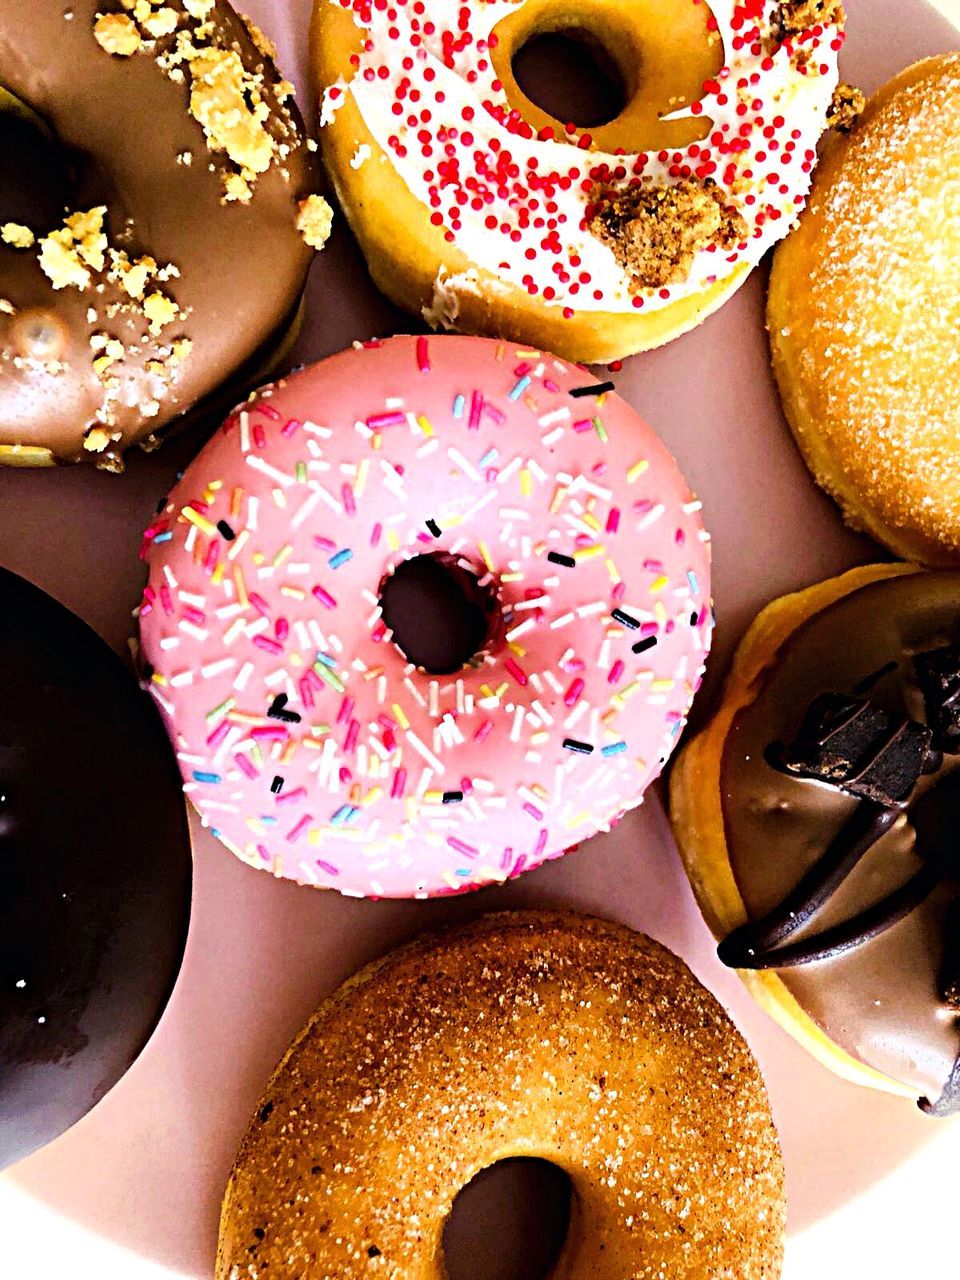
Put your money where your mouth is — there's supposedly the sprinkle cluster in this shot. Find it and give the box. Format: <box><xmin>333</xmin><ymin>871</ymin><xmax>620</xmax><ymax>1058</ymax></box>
<box><xmin>140</xmin><ymin>335</ymin><xmax>711</xmax><ymax>897</ymax></box>
<box><xmin>321</xmin><ymin>0</ymin><xmax>842</xmax><ymax>318</ymax></box>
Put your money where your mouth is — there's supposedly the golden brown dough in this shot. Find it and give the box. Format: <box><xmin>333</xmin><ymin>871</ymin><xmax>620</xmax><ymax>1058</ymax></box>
<box><xmin>217</xmin><ymin>910</ymin><xmax>784</xmax><ymax>1279</ymax></box>
<box><xmin>768</xmin><ymin>55</ymin><xmax>960</xmax><ymax>566</ymax></box>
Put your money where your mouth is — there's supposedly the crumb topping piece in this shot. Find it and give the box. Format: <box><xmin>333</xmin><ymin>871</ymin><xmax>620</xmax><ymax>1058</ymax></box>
<box><xmin>1</xmin><ymin>223</ymin><xmax>36</xmax><ymax>249</ymax></box>
<box><xmin>296</xmin><ymin>194</ymin><xmax>333</xmax><ymax>250</ymax></box>
<box><xmin>93</xmin><ymin>12</ymin><xmax>142</xmax><ymax>56</ymax></box>
<box><xmin>828</xmin><ymin>82</ymin><xmax>866</xmax><ymax>133</ymax></box>
<box><xmin>38</xmin><ymin>208</ymin><xmax>108</xmax><ymax>290</ymax></box>
<box><xmin>190</xmin><ymin>47</ymin><xmax>273</xmax><ymax>176</ymax></box>
<box><xmin>775</xmin><ymin>0</ymin><xmax>845</xmax><ymax>40</ymax></box>
<box><xmin>588</xmin><ymin>180</ymin><xmax>748</xmax><ymax>292</ymax></box>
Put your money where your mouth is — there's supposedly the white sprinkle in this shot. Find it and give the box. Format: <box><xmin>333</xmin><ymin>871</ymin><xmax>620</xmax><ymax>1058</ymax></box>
<box><xmin>246</xmin><ymin>455</ymin><xmax>295</xmax><ymax>487</ymax></box>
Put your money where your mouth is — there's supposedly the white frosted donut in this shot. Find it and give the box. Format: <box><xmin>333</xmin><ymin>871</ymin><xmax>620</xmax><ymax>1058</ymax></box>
<box><xmin>138</xmin><ymin>335</ymin><xmax>712</xmax><ymax>898</ymax></box>
<box><xmin>312</xmin><ymin>0</ymin><xmax>845</xmax><ymax>360</ymax></box>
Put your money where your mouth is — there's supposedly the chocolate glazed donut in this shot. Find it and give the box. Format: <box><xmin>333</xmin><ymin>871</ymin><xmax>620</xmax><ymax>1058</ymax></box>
<box><xmin>0</xmin><ymin>0</ymin><xmax>328</xmax><ymax>470</ymax></box>
<box><xmin>0</xmin><ymin>567</ymin><xmax>192</xmax><ymax>1169</ymax></box>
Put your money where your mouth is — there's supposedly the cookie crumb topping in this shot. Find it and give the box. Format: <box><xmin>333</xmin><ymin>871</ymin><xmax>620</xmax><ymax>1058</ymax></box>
<box><xmin>775</xmin><ymin>0</ymin><xmax>845</xmax><ymax>40</ymax></box>
<box><xmin>296</xmin><ymin>194</ymin><xmax>333</xmax><ymax>250</ymax></box>
<box><xmin>827</xmin><ymin>82</ymin><xmax>866</xmax><ymax>133</ymax></box>
<box><xmin>93</xmin><ymin>12</ymin><xmax>142</xmax><ymax>56</ymax></box>
<box><xmin>588</xmin><ymin>180</ymin><xmax>748</xmax><ymax>292</ymax></box>
<box><xmin>1</xmin><ymin>223</ymin><xmax>36</xmax><ymax>249</ymax></box>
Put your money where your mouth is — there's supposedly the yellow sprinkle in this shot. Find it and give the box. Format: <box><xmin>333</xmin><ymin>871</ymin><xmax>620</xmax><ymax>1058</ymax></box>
<box><xmin>234</xmin><ymin>567</ymin><xmax>249</xmax><ymax>608</ymax></box>
<box><xmin>582</xmin><ymin>511</ymin><xmax>602</xmax><ymax>531</ymax></box>
<box><xmin>479</xmin><ymin>685</ymin><xmax>493</xmax><ymax>699</ymax></box>
<box><xmin>500</xmin><ymin>572</ymin><xmax>523</xmax><ymax>583</ymax></box>
<box><xmin>280</xmin><ymin>741</ymin><xmax>297</xmax><ymax>764</ymax></box>
<box><xmin>404</xmin><ymin>796</ymin><xmax>418</xmax><ymax>823</ymax></box>
<box><xmin>507</xmin><ymin>642</ymin><xmax>526</xmax><ymax>658</ymax></box>
<box><xmin>605</xmin><ymin>557</ymin><xmax>621</xmax><ymax>583</ymax></box>
<box><xmin>246</xmin><ymin>818</ymin><xmax>266</xmax><ymax>836</ymax></box>
<box><xmin>308</xmin><ymin>829</ymin><xmax>321</xmax><ymax>846</ymax></box>
<box><xmin>550</xmin><ymin>485</ymin><xmax>568</xmax><ymax>514</ymax></box>
<box><xmin>574</xmin><ymin>544</ymin><xmax>604</xmax><ymax>562</ymax></box>
<box><xmin>280</xmin><ymin>585</ymin><xmax>306</xmax><ymax>599</ymax></box>
<box><xmin>531</xmin><ymin>783</ymin><xmax>549</xmax><ymax>800</ymax></box>
<box><xmin>181</xmin><ymin>506</ymin><xmax>217</xmax><ymax>537</ymax></box>
<box><xmin>495</xmin><ymin>682</ymin><xmax>508</xmax><ymax>699</ymax></box>
<box><xmin>355</xmin><ymin>457</ymin><xmax>370</xmax><ymax>495</ymax></box>
<box><xmin>151</xmin><ymin>671</ymin><xmax>167</xmax><ymax>686</ymax></box>
<box><xmin>289</xmin><ymin>654</ymin><xmax>302</xmax><ymax>668</ymax></box>
<box><xmin>531</xmin><ymin>731</ymin><xmax>550</xmax><ymax>745</ymax></box>
<box><xmin>362</xmin><ymin>787</ymin><xmax>382</xmax><ymax>808</ymax></box>
<box><xmin>620</xmin><ymin>680</ymin><xmax>643</xmax><ymax>700</ymax></box>
<box><xmin>651</xmin><ymin>678</ymin><xmax>675</xmax><ymax>693</ymax></box>
<box><xmin>252</xmin><ymin>552</ymin><xmax>265</xmax><ymax>566</ymax></box>
<box><xmin>392</xmin><ymin>703</ymin><xmax>409</xmax><ymax>730</ymax></box>
<box><xmin>520</xmin><ymin>468</ymin><xmax>533</xmax><ymax>498</ymax></box>
<box><xmin>627</xmin><ymin>459</ymin><xmax>649</xmax><ymax>483</ymax></box>
<box><xmin>424</xmin><ymin>790</ymin><xmax>443</xmax><ymax>804</ymax></box>
<box><xmin>654</xmin><ymin>602</ymin><xmax>667</xmax><ymax>624</ymax></box>
<box><xmin>650</xmin><ymin>575</ymin><xmax>669</xmax><ymax>593</ymax></box>
<box><xmin>416</xmin><ymin>415</ymin><xmax>433</xmax><ymax>438</ymax></box>
<box><xmin>477</xmin><ymin>540</ymin><xmax>494</xmax><ymax>571</ymax></box>
<box><xmin>227</xmin><ymin>711</ymin><xmax>268</xmax><ymax>725</ymax></box>
<box><xmin>372</xmin><ymin>433</ymin><xmax>383</xmax><ymax>451</ymax></box>
<box><xmin>387</xmin><ymin>529</ymin><xmax>399</xmax><ymax>551</ymax></box>
<box><xmin>567</xmin><ymin>810</ymin><xmax>590</xmax><ymax>830</ymax></box>
<box><xmin>211</xmin><ymin>563</ymin><xmax>224</xmax><ymax>586</ymax></box>
<box><xmin>272</xmin><ymin>543</ymin><xmax>293</xmax><ymax>569</ymax></box>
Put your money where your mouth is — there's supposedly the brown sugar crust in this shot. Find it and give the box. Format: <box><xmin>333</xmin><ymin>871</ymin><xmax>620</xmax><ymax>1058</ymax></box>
<box><xmin>775</xmin><ymin>0</ymin><xmax>845</xmax><ymax>40</ymax></box>
<box><xmin>217</xmin><ymin>910</ymin><xmax>785</xmax><ymax>1280</ymax></box>
<box><xmin>0</xmin><ymin>0</ymin><xmax>327</xmax><ymax>469</ymax></box>
<box><xmin>588</xmin><ymin>179</ymin><xmax>748</xmax><ymax>293</ymax></box>
<box><xmin>768</xmin><ymin>54</ymin><xmax>960</xmax><ymax>565</ymax></box>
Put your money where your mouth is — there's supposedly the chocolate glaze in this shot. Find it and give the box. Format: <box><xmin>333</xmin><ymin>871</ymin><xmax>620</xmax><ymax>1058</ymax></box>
<box><xmin>0</xmin><ymin>567</ymin><xmax>191</xmax><ymax>1168</ymax></box>
<box><xmin>720</xmin><ymin>572</ymin><xmax>960</xmax><ymax>1104</ymax></box>
<box><xmin>0</xmin><ymin>0</ymin><xmax>318</xmax><ymax>467</ymax></box>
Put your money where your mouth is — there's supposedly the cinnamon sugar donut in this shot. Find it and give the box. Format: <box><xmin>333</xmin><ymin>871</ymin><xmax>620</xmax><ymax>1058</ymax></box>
<box><xmin>311</xmin><ymin>0</ymin><xmax>847</xmax><ymax>362</ymax></box>
<box><xmin>217</xmin><ymin>911</ymin><xmax>785</xmax><ymax>1279</ymax></box>
<box><xmin>768</xmin><ymin>54</ymin><xmax>960</xmax><ymax>565</ymax></box>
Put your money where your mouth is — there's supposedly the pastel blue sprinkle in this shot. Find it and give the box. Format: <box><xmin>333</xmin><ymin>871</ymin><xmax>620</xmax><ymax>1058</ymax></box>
<box><xmin>315</xmin><ymin>651</ymin><xmax>337</xmax><ymax>669</ymax></box>
<box><xmin>453</xmin><ymin>394</ymin><xmax>466</xmax><ymax>419</ymax></box>
<box><xmin>455</xmin><ymin>868</ymin><xmax>471</xmax><ymax>877</ymax></box>
<box><xmin>479</xmin><ymin>448</ymin><xmax>498</xmax><ymax>468</ymax></box>
<box><xmin>328</xmin><ymin>548</ymin><xmax>353</xmax><ymax>569</ymax></box>
<box><xmin>601</xmin><ymin>742</ymin><xmax>627</xmax><ymax>757</ymax></box>
<box><xmin>192</xmin><ymin>770</ymin><xmax>221</xmax><ymax>783</ymax></box>
<box><xmin>687</xmin><ymin>570</ymin><xmax>699</xmax><ymax>593</ymax></box>
<box><xmin>260</xmin><ymin>815</ymin><xmax>278</xmax><ymax>826</ymax></box>
<box><xmin>153</xmin><ymin>531</ymin><xmax>173</xmax><ymax>544</ymax></box>
<box><xmin>509</xmin><ymin>375</ymin><xmax>532</xmax><ymax>401</ymax></box>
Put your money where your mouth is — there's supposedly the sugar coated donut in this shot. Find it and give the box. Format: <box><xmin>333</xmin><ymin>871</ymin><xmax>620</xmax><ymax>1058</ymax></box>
<box><xmin>217</xmin><ymin>910</ymin><xmax>785</xmax><ymax>1279</ymax></box>
<box><xmin>0</xmin><ymin>567</ymin><xmax>190</xmax><ymax>1169</ymax></box>
<box><xmin>0</xmin><ymin>0</ymin><xmax>331</xmax><ymax>470</ymax></box>
<box><xmin>311</xmin><ymin>0</ymin><xmax>847</xmax><ymax>363</ymax></box>
<box><xmin>769</xmin><ymin>54</ymin><xmax>960</xmax><ymax>566</ymax></box>
<box><xmin>670</xmin><ymin>564</ymin><xmax>960</xmax><ymax>1115</ymax></box>
<box><xmin>138</xmin><ymin>334</ymin><xmax>712</xmax><ymax>898</ymax></box>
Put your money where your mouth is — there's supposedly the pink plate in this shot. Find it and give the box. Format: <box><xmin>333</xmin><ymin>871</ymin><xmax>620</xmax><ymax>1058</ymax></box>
<box><xmin>1</xmin><ymin>1</ymin><xmax>958</xmax><ymax>1276</ymax></box>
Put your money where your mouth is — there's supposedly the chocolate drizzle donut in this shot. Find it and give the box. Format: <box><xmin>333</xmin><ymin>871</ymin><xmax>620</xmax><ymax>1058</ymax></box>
<box><xmin>671</xmin><ymin>566</ymin><xmax>960</xmax><ymax>1113</ymax></box>
<box><xmin>0</xmin><ymin>0</ymin><xmax>330</xmax><ymax>470</ymax></box>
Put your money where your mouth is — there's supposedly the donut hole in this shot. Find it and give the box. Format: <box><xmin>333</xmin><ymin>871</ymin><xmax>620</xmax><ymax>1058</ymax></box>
<box><xmin>443</xmin><ymin>1158</ymin><xmax>573</xmax><ymax>1280</ymax></box>
<box><xmin>379</xmin><ymin>553</ymin><xmax>502</xmax><ymax>676</ymax></box>
<box><xmin>0</xmin><ymin>100</ymin><xmax>70</xmax><ymax>231</ymax></box>
<box><xmin>511</xmin><ymin>29</ymin><xmax>627</xmax><ymax>129</ymax></box>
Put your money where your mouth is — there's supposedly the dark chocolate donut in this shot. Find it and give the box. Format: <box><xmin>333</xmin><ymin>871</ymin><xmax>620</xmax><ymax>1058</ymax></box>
<box><xmin>0</xmin><ymin>0</ymin><xmax>329</xmax><ymax>470</ymax></box>
<box><xmin>0</xmin><ymin>567</ymin><xmax>191</xmax><ymax>1169</ymax></box>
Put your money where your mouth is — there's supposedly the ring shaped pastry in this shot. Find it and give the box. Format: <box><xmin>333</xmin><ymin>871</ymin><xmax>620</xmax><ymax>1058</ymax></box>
<box><xmin>769</xmin><ymin>54</ymin><xmax>960</xmax><ymax>566</ymax></box>
<box><xmin>0</xmin><ymin>0</ymin><xmax>328</xmax><ymax>470</ymax></box>
<box><xmin>312</xmin><ymin>0</ymin><xmax>844</xmax><ymax>362</ymax></box>
<box><xmin>0</xmin><ymin>567</ymin><xmax>191</xmax><ymax>1169</ymax></box>
<box><xmin>138</xmin><ymin>334</ymin><xmax>712</xmax><ymax>899</ymax></box>
<box><xmin>217</xmin><ymin>911</ymin><xmax>785</xmax><ymax>1279</ymax></box>
<box><xmin>671</xmin><ymin>563</ymin><xmax>960</xmax><ymax>1114</ymax></box>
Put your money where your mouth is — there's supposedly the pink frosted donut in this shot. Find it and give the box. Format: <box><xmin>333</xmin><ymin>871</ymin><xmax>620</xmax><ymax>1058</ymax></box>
<box><xmin>138</xmin><ymin>335</ymin><xmax>711</xmax><ymax>898</ymax></box>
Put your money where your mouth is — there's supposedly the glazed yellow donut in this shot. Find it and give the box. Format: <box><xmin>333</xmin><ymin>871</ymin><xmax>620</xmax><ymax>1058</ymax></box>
<box><xmin>311</xmin><ymin>0</ymin><xmax>847</xmax><ymax>363</ymax></box>
<box><xmin>768</xmin><ymin>54</ymin><xmax>960</xmax><ymax>566</ymax></box>
<box><xmin>217</xmin><ymin>911</ymin><xmax>785</xmax><ymax>1279</ymax></box>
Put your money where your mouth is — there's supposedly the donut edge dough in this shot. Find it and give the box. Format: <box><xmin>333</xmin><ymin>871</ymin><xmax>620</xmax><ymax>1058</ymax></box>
<box><xmin>309</xmin><ymin>4</ymin><xmax>751</xmax><ymax>364</ymax></box>
<box><xmin>669</xmin><ymin>561</ymin><xmax>923</xmax><ymax>1101</ymax></box>
<box><xmin>217</xmin><ymin>909</ymin><xmax>785</xmax><ymax>1279</ymax></box>
<box><xmin>768</xmin><ymin>54</ymin><xmax>960</xmax><ymax>568</ymax></box>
